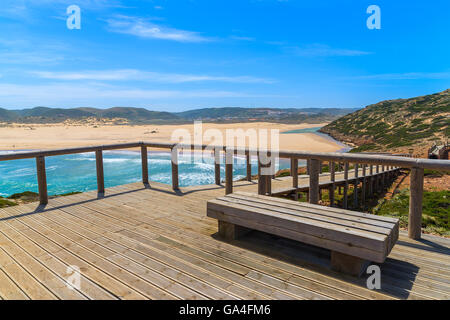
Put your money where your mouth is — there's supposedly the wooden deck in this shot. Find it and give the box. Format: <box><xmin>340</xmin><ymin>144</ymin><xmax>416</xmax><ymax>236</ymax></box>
<box><xmin>0</xmin><ymin>175</ymin><xmax>449</xmax><ymax>300</ymax></box>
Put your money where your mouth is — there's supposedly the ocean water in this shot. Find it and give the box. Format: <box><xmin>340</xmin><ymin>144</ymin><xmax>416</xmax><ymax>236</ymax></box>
<box><xmin>0</xmin><ymin>150</ymin><xmax>294</xmax><ymax>197</ymax></box>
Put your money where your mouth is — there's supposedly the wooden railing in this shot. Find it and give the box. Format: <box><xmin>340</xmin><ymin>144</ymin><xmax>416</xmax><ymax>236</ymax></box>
<box><xmin>1</xmin><ymin>141</ymin><xmax>449</xmax><ymax>240</ymax></box>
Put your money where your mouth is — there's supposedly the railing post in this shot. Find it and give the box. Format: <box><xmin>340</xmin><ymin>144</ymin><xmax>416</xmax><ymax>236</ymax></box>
<box><xmin>246</xmin><ymin>151</ymin><xmax>252</xmax><ymax>181</ymax></box>
<box><xmin>266</xmin><ymin>154</ymin><xmax>272</xmax><ymax>195</ymax></box>
<box><xmin>291</xmin><ymin>158</ymin><xmax>298</xmax><ymax>187</ymax></box>
<box><xmin>258</xmin><ymin>152</ymin><xmax>272</xmax><ymax>195</ymax></box>
<box><xmin>343</xmin><ymin>162</ymin><xmax>349</xmax><ymax>209</ymax></box>
<box><xmin>257</xmin><ymin>153</ymin><xmax>262</xmax><ymax>194</ymax></box>
<box><xmin>369</xmin><ymin>165</ymin><xmax>374</xmax><ymax>196</ymax></box>
<box><xmin>318</xmin><ymin>161</ymin><xmax>323</xmax><ymax>199</ymax></box>
<box><xmin>353</xmin><ymin>163</ymin><xmax>359</xmax><ymax>209</ymax></box>
<box><xmin>95</xmin><ymin>150</ymin><xmax>105</xmax><ymax>194</ymax></box>
<box><xmin>225</xmin><ymin>148</ymin><xmax>233</xmax><ymax>195</ymax></box>
<box><xmin>309</xmin><ymin>159</ymin><xmax>320</xmax><ymax>204</ymax></box>
<box><xmin>171</xmin><ymin>146</ymin><xmax>179</xmax><ymax>190</ymax></box>
<box><xmin>141</xmin><ymin>146</ymin><xmax>149</xmax><ymax>185</ymax></box>
<box><xmin>329</xmin><ymin>161</ymin><xmax>335</xmax><ymax>207</ymax></box>
<box><xmin>376</xmin><ymin>165</ymin><xmax>380</xmax><ymax>192</ymax></box>
<box><xmin>214</xmin><ymin>148</ymin><xmax>221</xmax><ymax>185</ymax></box>
<box><xmin>409</xmin><ymin>167</ymin><xmax>424</xmax><ymax>239</ymax></box>
<box><xmin>362</xmin><ymin>164</ymin><xmax>367</xmax><ymax>209</ymax></box>
<box><xmin>292</xmin><ymin>158</ymin><xmax>299</xmax><ymax>200</ymax></box>
<box><xmin>36</xmin><ymin>156</ymin><xmax>48</xmax><ymax>205</ymax></box>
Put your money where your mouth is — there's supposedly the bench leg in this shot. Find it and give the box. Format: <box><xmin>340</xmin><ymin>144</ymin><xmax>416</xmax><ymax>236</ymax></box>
<box><xmin>218</xmin><ymin>221</ymin><xmax>251</xmax><ymax>240</ymax></box>
<box><xmin>331</xmin><ymin>251</ymin><xmax>370</xmax><ymax>277</ymax></box>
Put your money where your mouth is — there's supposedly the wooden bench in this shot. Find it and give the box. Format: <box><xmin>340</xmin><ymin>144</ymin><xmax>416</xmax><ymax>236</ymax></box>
<box><xmin>206</xmin><ymin>192</ymin><xmax>399</xmax><ymax>277</ymax></box>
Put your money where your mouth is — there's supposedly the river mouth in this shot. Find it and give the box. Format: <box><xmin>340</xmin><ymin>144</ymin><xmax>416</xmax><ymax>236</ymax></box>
<box><xmin>281</xmin><ymin>126</ymin><xmax>352</xmax><ymax>153</ymax></box>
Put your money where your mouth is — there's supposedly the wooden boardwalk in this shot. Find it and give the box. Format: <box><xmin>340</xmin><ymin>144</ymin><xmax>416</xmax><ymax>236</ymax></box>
<box><xmin>0</xmin><ymin>174</ymin><xmax>449</xmax><ymax>300</ymax></box>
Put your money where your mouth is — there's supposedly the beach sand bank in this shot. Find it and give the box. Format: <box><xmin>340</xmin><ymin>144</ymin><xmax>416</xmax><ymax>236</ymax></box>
<box><xmin>0</xmin><ymin>122</ymin><xmax>343</xmax><ymax>152</ymax></box>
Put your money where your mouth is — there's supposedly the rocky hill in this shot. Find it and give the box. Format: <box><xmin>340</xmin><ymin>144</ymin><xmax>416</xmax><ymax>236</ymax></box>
<box><xmin>320</xmin><ymin>89</ymin><xmax>450</xmax><ymax>153</ymax></box>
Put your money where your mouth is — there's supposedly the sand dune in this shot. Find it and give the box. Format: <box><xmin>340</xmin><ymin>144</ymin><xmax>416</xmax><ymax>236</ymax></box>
<box><xmin>0</xmin><ymin>122</ymin><xmax>344</xmax><ymax>152</ymax></box>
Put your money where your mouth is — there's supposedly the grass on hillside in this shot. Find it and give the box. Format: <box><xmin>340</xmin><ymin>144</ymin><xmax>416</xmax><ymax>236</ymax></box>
<box><xmin>292</xmin><ymin>185</ymin><xmax>449</xmax><ymax>236</ymax></box>
<box><xmin>0</xmin><ymin>197</ymin><xmax>17</xmax><ymax>208</ymax></box>
<box><xmin>0</xmin><ymin>191</ymin><xmax>82</xmax><ymax>208</ymax></box>
<box><xmin>321</xmin><ymin>89</ymin><xmax>450</xmax><ymax>152</ymax></box>
<box><xmin>373</xmin><ymin>189</ymin><xmax>449</xmax><ymax>236</ymax></box>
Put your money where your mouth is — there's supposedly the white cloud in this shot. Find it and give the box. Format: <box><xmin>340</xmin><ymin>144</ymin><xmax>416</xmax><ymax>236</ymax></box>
<box><xmin>105</xmin><ymin>15</ymin><xmax>212</xmax><ymax>43</ymax></box>
<box><xmin>30</xmin><ymin>69</ymin><xmax>276</xmax><ymax>84</ymax></box>
<box><xmin>290</xmin><ymin>44</ymin><xmax>372</xmax><ymax>57</ymax></box>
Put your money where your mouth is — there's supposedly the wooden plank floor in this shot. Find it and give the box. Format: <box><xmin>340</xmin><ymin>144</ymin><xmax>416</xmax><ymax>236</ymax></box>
<box><xmin>0</xmin><ymin>174</ymin><xmax>449</xmax><ymax>300</ymax></box>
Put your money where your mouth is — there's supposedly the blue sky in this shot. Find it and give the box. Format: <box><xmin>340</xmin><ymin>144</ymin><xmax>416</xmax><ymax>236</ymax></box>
<box><xmin>0</xmin><ymin>0</ymin><xmax>449</xmax><ymax>111</ymax></box>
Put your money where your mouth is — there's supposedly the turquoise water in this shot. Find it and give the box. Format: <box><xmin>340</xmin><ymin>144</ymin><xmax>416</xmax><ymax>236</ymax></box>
<box><xmin>0</xmin><ymin>151</ymin><xmax>292</xmax><ymax>197</ymax></box>
<box><xmin>282</xmin><ymin>127</ymin><xmax>321</xmax><ymax>134</ymax></box>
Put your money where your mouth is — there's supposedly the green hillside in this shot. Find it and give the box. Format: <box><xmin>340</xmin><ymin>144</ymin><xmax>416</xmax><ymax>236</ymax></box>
<box><xmin>0</xmin><ymin>106</ymin><xmax>357</xmax><ymax>124</ymax></box>
<box><xmin>0</xmin><ymin>107</ymin><xmax>180</xmax><ymax>124</ymax></box>
<box><xmin>320</xmin><ymin>89</ymin><xmax>450</xmax><ymax>152</ymax></box>
<box><xmin>176</xmin><ymin>107</ymin><xmax>356</xmax><ymax>121</ymax></box>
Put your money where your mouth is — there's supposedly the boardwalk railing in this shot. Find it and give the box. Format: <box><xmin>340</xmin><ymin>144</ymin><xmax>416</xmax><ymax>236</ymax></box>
<box><xmin>1</xmin><ymin>141</ymin><xmax>449</xmax><ymax>240</ymax></box>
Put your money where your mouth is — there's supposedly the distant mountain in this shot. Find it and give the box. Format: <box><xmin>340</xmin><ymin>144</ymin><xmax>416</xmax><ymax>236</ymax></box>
<box><xmin>16</xmin><ymin>107</ymin><xmax>93</xmax><ymax>119</ymax></box>
<box><xmin>176</xmin><ymin>107</ymin><xmax>357</xmax><ymax>122</ymax></box>
<box><xmin>0</xmin><ymin>107</ymin><xmax>179</xmax><ymax>124</ymax></box>
<box><xmin>320</xmin><ymin>89</ymin><xmax>450</xmax><ymax>152</ymax></box>
<box><xmin>0</xmin><ymin>106</ymin><xmax>357</xmax><ymax>124</ymax></box>
<box><xmin>0</xmin><ymin>108</ymin><xmax>19</xmax><ymax>121</ymax></box>
<box><xmin>83</xmin><ymin>107</ymin><xmax>178</xmax><ymax>121</ymax></box>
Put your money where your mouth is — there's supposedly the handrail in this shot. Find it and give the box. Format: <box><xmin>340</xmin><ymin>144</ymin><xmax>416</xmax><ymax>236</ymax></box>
<box><xmin>1</xmin><ymin>141</ymin><xmax>449</xmax><ymax>171</ymax></box>
<box><xmin>1</xmin><ymin>140</ymin><xmax>449</xmax><ymax>240</ymax></box>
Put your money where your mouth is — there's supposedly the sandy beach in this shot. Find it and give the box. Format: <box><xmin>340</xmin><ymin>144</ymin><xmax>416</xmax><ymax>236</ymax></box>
<box><xmin>0</xmin><ymin>122</ymin><xmax>344</xmax><ymax>152</ymax></box>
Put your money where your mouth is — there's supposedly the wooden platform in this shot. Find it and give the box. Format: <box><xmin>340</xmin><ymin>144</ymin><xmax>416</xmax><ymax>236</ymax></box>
<box><xmin>0</xmin><ymin>176</ymin><xmax>449</xmax><ymax>300</ymax></box>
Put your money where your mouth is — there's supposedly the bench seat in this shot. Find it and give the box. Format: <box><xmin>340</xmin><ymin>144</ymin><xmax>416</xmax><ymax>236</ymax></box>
<box><xmin>207</xmin><ymin>192</ymin><xmax>399</xmax><ymax>276</ymax></box>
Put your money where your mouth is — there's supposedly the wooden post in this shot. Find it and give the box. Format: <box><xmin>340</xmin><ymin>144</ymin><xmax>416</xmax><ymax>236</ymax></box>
<box><xmin>257</xmin><ymin>154</ymin><xmax>263</xmax><ymax>195</ymax></box>
<box><xmin>319</xmin><ymin>161</ymin><xmax>323</xmax><ymax>199</ymax></box>
<box><xmin>36</xmin><ymin>156</ymin><xmax>48</xmax><ymax>205</ymax></box>
<box><xmin>225</xmin><ymin>149</ymin><xmax>233</xmax><ymax>195</ymax></box>
<box><xmin>171</xmin><ymin>146</ymin><xmax>179</xmax><ymax>190</ymax></box>
<box><xmin>291</xmin><ymin>158</ymin><xmax>298</xmax><ymax>188</ymax></box>
<box><xmin>258</xmin><ymin>152</ymin><xmax>270</xmax><ymax>195</ymax></box>
<box><xmin>381</xmin><ymin>165</ymin><xmax>386</xmax><ymax>190</ymax></box>
<box><xmin>306</xmin><ymin>159</ymin><xmax>310</xmax><ymax>175</ymax></box>
<box><xmin>95</xmin><ymin>150</ymin><xmax>105</xmax><ymax>194</ymax></box>
<box><xmin>343</xmin><ymin>163</ymin><xmax>349</xmax><ymax>209</ymax></box>
<box><xmin>329</xmin><ymin>161</ymin><xmax>335</xmax><ymax>207</ymax></box>
<box><xmin>292</xmin><ymin>158</ymin><xmax>299</xmax><ymax>200</ymax></box>
<box><xmin>214</xmin><ymin>148</ymin><xmax>221</xmax><ymax>185</ymax></box>
<box><xmin>376</xmin><ymin>165</ymin><xmax>380</xmax><ymax>192</ymax></box>
<box><xmin>246</xmin><ymin>151</ymin><xmax>252</xmax><ymax>181</ymax></box>
<box><xmin>369</xmin><ymin>165</ymin><xmax>374</xmax><ymax>196</ymax></box>
<box><xmin>141</xmin><ymin>146</ymin><xmax>149</xmax><ymax>185</ymax></box>
<box><xmin>309</xmin><ymin>159</ymin><xmax>320</xmax><ymax>204</ymax></box>
<box><xmin>362</xmin><ymin>164</ymin><xmax>367</xmax><ymax>208</ymax></box>
<box><xmin>353</xmin><ymin>163</ymin><xmax>359</xmax><ymax>209</ymax></box>
<box><xmin>409</xmin><ymin>167</ymin><xmax>424</xmax><ymax>239</ymax></box>
<box><xmin>266</xmin><ymin>159</ymin><xmax>272</xmax><ymax>196</ymax></box>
